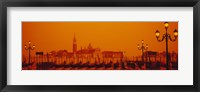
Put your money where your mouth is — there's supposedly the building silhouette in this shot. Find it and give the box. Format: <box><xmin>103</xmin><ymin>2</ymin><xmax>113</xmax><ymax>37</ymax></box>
<box><xmin>47</xmin><ymin>34</ymin><xmax>124</xmax><ymax>64</ymax></box>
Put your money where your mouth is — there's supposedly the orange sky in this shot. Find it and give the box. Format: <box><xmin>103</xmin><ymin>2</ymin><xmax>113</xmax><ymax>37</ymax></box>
<box><xmin>22</xmin><ymin>22</ymin><xmax>178</xmax><ymax>58</ymax></box>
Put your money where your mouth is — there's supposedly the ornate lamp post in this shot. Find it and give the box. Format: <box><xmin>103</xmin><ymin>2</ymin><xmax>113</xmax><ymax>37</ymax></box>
<box><xmin>25</xmin><ymin>41</ymin><xmax>35</xmax><ymax>64</ymax></box>
<box><xmin>155</xmin><ymin>22</ymin><xmax>178</xmax><ymax>70</ymax></box>
<box><xmin>137</xmin><ymin>40</ymin><xmax>148</xmax><ymax>67</ymax></box>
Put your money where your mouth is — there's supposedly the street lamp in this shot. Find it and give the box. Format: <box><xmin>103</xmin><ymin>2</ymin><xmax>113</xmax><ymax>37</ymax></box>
<box><xmin>25</xmin><ymin>41</ymin><xmax>35</xmax><ymax>64</ymax></box>
<box><xmin>137</xmin><ymin>40</ymin><xmax>148</xmax><ymax>68</ymax></box>
<box><xmin>155</xmin><ymin>22</ymin><xmax>178</xmax><ymax>70</ymax></box>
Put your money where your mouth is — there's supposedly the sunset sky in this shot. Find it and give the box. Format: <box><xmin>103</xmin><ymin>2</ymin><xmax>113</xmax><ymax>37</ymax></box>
<box><xmin>22</xmin><ymin>22</ymin><xmax>178</xmax><ymax>58</ymax></box>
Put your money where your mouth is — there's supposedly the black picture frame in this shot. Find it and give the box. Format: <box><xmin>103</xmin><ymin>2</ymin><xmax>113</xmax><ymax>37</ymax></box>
<box><xmin>0</xmin><ymin>0</ymin><xmax>199</xmax><ymax>92</ymax></box>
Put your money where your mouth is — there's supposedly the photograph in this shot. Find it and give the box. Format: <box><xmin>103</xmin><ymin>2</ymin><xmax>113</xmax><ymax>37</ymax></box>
<box><xmin>1</xmin><ymin>0</ymin><xmax>199</xmax><ymax>91</ymax></box>
<box><xmin>22</xmin><ymin>22</ymin><xmax>178</xmax><ymax>70</ymax></box>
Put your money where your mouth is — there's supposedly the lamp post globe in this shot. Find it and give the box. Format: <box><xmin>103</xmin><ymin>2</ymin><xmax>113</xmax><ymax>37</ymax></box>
<box><xmin>155</xmin><ymin>30</ymin><xmax>160</xmax><ymax>38</ymax></box>
<box><xmin>164</xmin><ymin>22</ymin><xmax>169</xmax><ymax>29</ymax></box>
<box><xmin>174</xmin><ymin>29</ymin><xmax>178</xmax><ymax>37</ymax></box>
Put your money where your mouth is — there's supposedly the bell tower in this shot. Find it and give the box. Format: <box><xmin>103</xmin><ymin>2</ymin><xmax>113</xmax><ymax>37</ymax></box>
<box><xmin>73</xmin><ymin>33</ymin><xmax>77</xmax><ymax>53</ymax></box>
